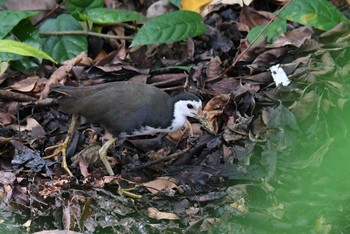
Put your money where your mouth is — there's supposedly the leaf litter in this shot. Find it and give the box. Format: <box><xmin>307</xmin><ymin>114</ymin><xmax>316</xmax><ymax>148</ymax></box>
<box><xmin>1</xmin><ymin>1</ymin><xmax>350</xmax><ymax>233</ymax></box>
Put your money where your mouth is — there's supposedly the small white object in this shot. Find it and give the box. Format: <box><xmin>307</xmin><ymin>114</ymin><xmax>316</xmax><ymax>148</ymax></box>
<box><xmin>270</xmin><ymin>64</ymin><xmax>290</xmax><ymax>86</ymax></box>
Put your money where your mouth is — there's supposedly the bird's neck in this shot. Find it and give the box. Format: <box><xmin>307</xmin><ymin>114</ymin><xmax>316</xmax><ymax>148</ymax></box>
<box><xmin>167</xmin><ymin>101</ymin><xmax>187</xmax><ymax>132</ymax></box>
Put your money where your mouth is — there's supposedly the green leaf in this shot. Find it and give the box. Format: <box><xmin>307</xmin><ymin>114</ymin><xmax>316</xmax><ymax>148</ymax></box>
<box><xmin>170</xmin><ymin>0</ymin><xmax>182</xmax><ymax>8</ymax></box>
<box><xmin>65</xmin><ymin>0</ymin><xmax>104</xmax><ymax>18</ymax></box>
<box><xmin>279</xmin><ymin>0</ymin><xmax>350</xmax><ymax>31</ymax></box>
<box><xmin>0</xmin><ymin>10</ymin><xmax>40</xmax><ymax>39</ymax></box>
<box><xmin>0</xmin><ymin>40</ymin><xmax>56</xmax><ymax>63</ymax></box>
<box><xmin>13</xmin><ymin>20</ymin><xmax>41</xmax><ymax>49</ymax></box>
<box><xmin>81</xmin><ymin>8</ymin><xmax>144</xmax><ymax>24</ymax></box>
<box><xmin>131</xmin><ymin>10</ymin><xmax>207</xmax><ymax>47</ymax></box>
<box><xmin>0</xmin><ymin>20</ymin><xmax>42</xmax><ymax>62</ymax></box>
<box><xmin>247</xmin><ymin>19</ymin><xmax>286</xmax><ymax>44</ymax></box>
<box><xmin>39</xmin><ymin>14</ymin><xmax>87</xmax><ymax>62</ymax></box>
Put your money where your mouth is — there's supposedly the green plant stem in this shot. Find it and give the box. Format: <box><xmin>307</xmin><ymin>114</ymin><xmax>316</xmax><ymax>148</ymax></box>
<box><xmin>40</xmin><ymin>31</ymin><xmax>133</xmax><ymax>40</ymax></box>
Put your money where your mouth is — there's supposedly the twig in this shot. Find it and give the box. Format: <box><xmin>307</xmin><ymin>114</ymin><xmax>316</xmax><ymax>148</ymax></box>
<box><xmin>126</xmin><ymin>148</ymin><xmax>191</xmax><ymax>172</ymax></box>
<box><xmin>34</xmin><ymin>0</ymin><xmax>69</xmax><ymax>27</ymax></box>
<box><xmin>205</xmin><ymin>0</ymin><xmax>293</xmax><ymax>83</ymax></box>
<box><xmin>160</xmin><ymin>85</ymin><xmax>186</xmax><ymax>92</ymax></box>
<box><xmin>40</xmin><ymin>31</ymin><xmax>133</xmax><ymax>40</ymax></box>
<box><xmin>0</xmin><ymin>90</ymin><xmax>37</xmax><ymax>102</ymax></box>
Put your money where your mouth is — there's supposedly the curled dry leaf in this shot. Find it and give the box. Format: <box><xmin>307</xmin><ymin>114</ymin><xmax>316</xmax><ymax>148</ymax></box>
<box><xmin>6</xmin><ymin>76</ymin><xmax>39</xmax><ymax>92</ymax></box>
<box><xmin>167</xmin><ymin>120</ymin><xmax>192</xmax><ymax>142</ymax></box>
<box><xmin>9</xmin><ymin>117</ymin><xmax>46</xmax><ymax>138</ymax></box>
<box><xmin>223</xmin><ymin>114</ymin><xmax>253</xmax><ymax>142</ymax></box>
<box><xmin>203</xmin><ymin>94</ymin><xmax>231</xmax><ymax>133</ymax></box>
<box><xmin>206</xmin><ymin>56</ymin><xmax>222</xmax><ymax>79</ymax></box>
<box><xmin>0</xmin><ymin>112</ymin><xmax>15</xmax><ymax>125</ymax></box>
<box><xmin>40</xmin><ymin>52</ymin><xmax>90</xmax><ymax>99</ymax></box>
<box><xmin>147</xmin><ymin>207</ymin><xmax>179</xmax><ymax>220</ymax></box>
<box><xmin>143</xmin><ymin>176</ymin><xmax>178</xmax><ymax>195</ymax></box>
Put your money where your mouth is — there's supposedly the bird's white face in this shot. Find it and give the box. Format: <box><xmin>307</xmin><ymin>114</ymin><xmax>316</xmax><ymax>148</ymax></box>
<box><xmin>174</xmin><ymin>99</ymin><xmax>202</xmax><ymax>118</ymax></box>
<box><xmin>169</xmin><ymin>99</ymin><xmax>203</xmax><ymax>132</ymax></box>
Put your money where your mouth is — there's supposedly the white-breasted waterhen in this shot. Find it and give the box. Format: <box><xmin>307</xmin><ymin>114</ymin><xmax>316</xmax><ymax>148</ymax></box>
<box><xmin>48</xmin><ymin>81</ymin><xmax>206</xmax><ymax>176</ymax></box>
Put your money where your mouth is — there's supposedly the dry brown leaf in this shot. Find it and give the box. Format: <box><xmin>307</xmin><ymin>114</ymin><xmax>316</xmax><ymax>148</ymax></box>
<box><xmin>9</xmin><ymin>117</ymin><xmax>46</xmax><ymax>138</ymax></box>
<box><xmin>40</xmin><ymin>52</ymin><xmax>90</xmax><ymax>99</ymax></box>
<box><xmin>203</xmin><ymin>94</ymin><xmax>230</xmax><ymax>133</ymax></box>
<box><xmin>0</xmin><ymin>112</ymin><xmax>15</xmax><ymax>125</ymax></box>
<box><xmin>143</xmin><ymin>176</ymin><xmax>178</xmax><ymax>194</ymax></box>
<box><xmin>206</xmin><ymin>56</ymin><xmax>222</xmax><ymax>79</ymax></box>
<box><xmin>147</xmin><ymin>207</ymin><xmax>180</xmax><ymax>220</ymax></box>
<box><xmin>6</xmin><ymin>76</ymin><xmax>39</xmax><ymax>92</ymax></box>
<box><xmin>166</xmin><ymin>120</ymin><xmax>192</xmax><ymax>142</ymax></box>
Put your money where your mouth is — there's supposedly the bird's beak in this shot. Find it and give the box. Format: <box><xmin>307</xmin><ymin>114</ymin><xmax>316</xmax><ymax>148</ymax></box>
<box><xmin>195</xmin><ymin>108</ymin><xmax>203</xmax><ymax>118</ymax></box>
<box><xmin>193</xmin><ymin>108</ymin><xmax>214</xmax><ymax>134</ymax></box>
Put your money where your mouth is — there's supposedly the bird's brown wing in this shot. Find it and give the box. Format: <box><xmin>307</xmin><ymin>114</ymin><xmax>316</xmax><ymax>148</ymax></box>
<box><xmin>52</xmin><ymin>82</ymin><xmax>171</xmax><ymax>135</ymax></box>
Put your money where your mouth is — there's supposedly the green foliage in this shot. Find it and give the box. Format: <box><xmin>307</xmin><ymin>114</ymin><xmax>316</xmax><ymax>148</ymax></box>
<box><xmin>39</xmin><ymin>14</ymin><xmax>87</xmax><ymax>63</ymax></box>
<box><xmin>0</xmin><ymin>40</ymin><xmax>55</xmax><ymax>63</ymax></box>
<box><xmin>247</xmin><ymin>19</ymin><xmax>286</xmax><ymax>44</ymax></box>
<box><xmin>81</xmin><ymin>8</ymin><xmax>144</xmax><ymax>24</ymax></box>
<box><xmin>280</xmin><ymin>0</ymin><xmax>350</xmax><ymax>31</ymax></box>
<box><xmin>170</xmin><ymin>0</ymin><xmax>182</xmax><ymax>8</ymax></box>
<box><xmin>65</xmin><ymin>0</ymin><xmax>104</xmax><ymax>18</ymax></box>
<box><xmin>2</xmin><ymin>6</ymin><xmax>206</xmax><ymax>70</ymax></box>
<box><xmin>249</xmin><ymin>0</ymin><xmax>349</xmax><ymax>44</ymax></box>
<box><xmin>0</xmin><ymin>20</ymin><xmax>42</xmax><ymax>62</ymax></box>
<box><xmin>0</xmin><ymin>10</ymin><xmax>40</xmax><ymax>39</ymax></box>
<box><xmin>131</xmin><ymin>10</ymin><xmax>207</xmax><ymax>47</ymax></box>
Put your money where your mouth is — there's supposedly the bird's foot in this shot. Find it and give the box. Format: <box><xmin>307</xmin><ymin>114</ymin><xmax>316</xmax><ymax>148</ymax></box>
<box><xmin>99</xmin><ymin>137</ymin><xmax>117</xmax><ymax>176</ymax></box>
<box><xmin>43</xmin><ymin>114</ymin><xmax>80</xmax><ymax>177</ymax></box>
<box><xmin>44</xmin><ymin>141</ymin><xmax>73</xmax><ymax>176</ymax></box>
<box><xmin>117</xmin><ymin>186</ymin><xmax>142</xmax><ymax>199</ymax></box>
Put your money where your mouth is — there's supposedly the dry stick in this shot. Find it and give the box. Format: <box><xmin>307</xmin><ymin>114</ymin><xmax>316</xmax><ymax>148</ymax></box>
<box><xmin>40</xmin><ymin>31</ymin><xmax>133</xmax><ymax>40</ymax></box>
<box><xmin>34</xmin><ymin>0</ymin><xmax>69</xmax><ymax>27</ymax></box>
<box><xmin>160</xmin><ymin>85</ymin><xmax>186</xmax><ymax>92</ymax></box>
<box><xmin>0</xmin><ymin>90</ymin><xmax>37</xmax><ymax>102</ymax></box>
<box><xmin>151</xmin><ymin>74</ymin><xmax>187</xmax><ymax>87</ymax></box>
<box><xmin>205</xmin><ymin>0</ymin><xmax>293</xmax><ymax>83</ymax></box>
<box><xmin>126</xmin><ymin>148</ymin><xmax>191</xmax><ymax>172</ymax></box>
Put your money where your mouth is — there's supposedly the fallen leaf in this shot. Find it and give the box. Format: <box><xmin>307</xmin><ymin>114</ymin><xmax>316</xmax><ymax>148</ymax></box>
<box><xmin>6</xmin><ymin>76</ymin><xmax>39</xmax><ymax>92</ymax></box>
<box><xmin>143</xmin><ymin>176</ymin><xmax>178</xmax><ymax>195</ymax></box>
<box><xmin>203</xmin><ymin>94</ymin><xmax>230</xmax><ymax>133</ymax></box>
<box><xmin>147</xmin><ymin>207</ymin><xmax>179</xmax><ymax>220</ymax></box>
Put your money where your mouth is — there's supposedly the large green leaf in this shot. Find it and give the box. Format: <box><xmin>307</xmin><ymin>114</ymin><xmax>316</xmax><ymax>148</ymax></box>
<box><xmin>13</xmin><ymin>20</ymin><xmax>41</xmax><ymax>49</ymax></box>
<box><xmin>0</xmin><ymin>20</ymin><xmax>42</xmax><ymax>62</ymax></box>
<box><xmin>65</xmin><ymin>0</ymin><xmax>104</xmax><ymax>18</ymax></box>
<box><xmin>247</xmin><ymin>19</ymin><xmax>286</xmax><ymax>44</ymax></box>
<box><xmin>279</xmin><ymin>0</ymin><xmax>350</xmax><ymax>31</ymax></box>
<box><xmin>0</xmin><ymin>10</ymin><xmax>40</xmax><ymax>39</ymax></box>
<box><xmin>81</xmin><ymin>8</ymin><xmax>144</xmax><ymax>24</ymax></box>
<box><xmin>131</xmin><ymin>10</ymin><xmax>207</xmax><ymax>47</ymax></box>
<box><xmin>39</xmin><ymin>14</ymin><xmax>87</xmax><ymax>62</ymax></box>
<box><xmin>0</xmin><ymin>40</ymin><xmax>55</xmax><ymax>63</ymax></box>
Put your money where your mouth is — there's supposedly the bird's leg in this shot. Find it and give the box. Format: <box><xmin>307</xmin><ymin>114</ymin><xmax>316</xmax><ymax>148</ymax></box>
<box><xmin>44</xmin><ymin>113</ymin><xmax>79</xmax><ymax>176</ymax></box>
<box><xmin>99</xmin><ymin>137</ymin><xmax>117</xmax><ymax>176</ymax></box>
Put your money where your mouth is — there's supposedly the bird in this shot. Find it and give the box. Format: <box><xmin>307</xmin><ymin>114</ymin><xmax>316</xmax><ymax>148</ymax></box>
<box><xmin>49</xmin><ymin>81</ymin><xmax>206</xmax><ymax>176</ymax></box>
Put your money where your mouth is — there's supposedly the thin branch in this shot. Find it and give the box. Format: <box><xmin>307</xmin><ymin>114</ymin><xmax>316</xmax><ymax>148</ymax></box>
<box><xmin>34</xmin><ymin>0</ymin><xmax>69</xmax><ymax>27</ymax></box>
<box><xmin>40</xmin><ymin>31</ymin><xmax>133</xmax><ymax>40</ymax></box>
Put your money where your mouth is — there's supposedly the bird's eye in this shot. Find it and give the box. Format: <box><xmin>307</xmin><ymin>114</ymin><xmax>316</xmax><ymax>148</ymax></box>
<box><xmin>187</xmin><ymin>103</ymin><xmax>194</xmax><ymax>109</ymax></box>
